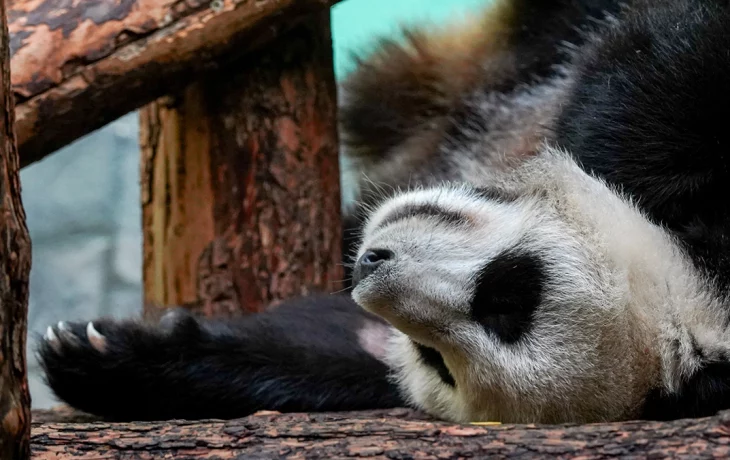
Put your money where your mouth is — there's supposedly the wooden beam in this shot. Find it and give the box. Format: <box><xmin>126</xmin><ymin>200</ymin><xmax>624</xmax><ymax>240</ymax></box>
<box><xmin>0</xmin><ymin>0</ymin><xmax>32</xmax><ymax>456</ymax></box>
<box><xmin>9</xmin><ymin>0</ymin><xmax>342</xmax><ymax>167</ymax></box>
<box><xmin>140</xmin><ymin>11</ymin><xmax>342</xmax><ymax>315</ymax></box>
<box><xmin>29</xmin><ymin>408</ymin><xmax>730</xmax><ymax>458</ymax></box>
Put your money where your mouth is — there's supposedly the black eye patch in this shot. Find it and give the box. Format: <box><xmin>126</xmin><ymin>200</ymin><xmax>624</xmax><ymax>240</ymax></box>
<box><xmin>377</xmin><ymin>203</ymin><xmax>468</xmax><ymax>229</ymax></box>
<box><xmin>470</xmin><ymin>250</ymin><xmax>546</xmax><ymax>344</ymax></box>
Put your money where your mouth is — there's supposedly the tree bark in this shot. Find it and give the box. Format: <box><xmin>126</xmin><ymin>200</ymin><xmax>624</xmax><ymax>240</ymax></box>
<box><xmin>140</xmin><ymin>12</ymin><xmax>342</xmax><ymax>316</ymax></box>
<box><xmin>9</xmin><ymin>0</ymin><xmax>342</xmax><ymax>167</ymax></box>
<box><xmin>29</xmin><ymin>408</ymin><xmax>730</xmax><ymax>459</ymax></box>
<box><xmin>0</xmin><ymin>0</ymin><xmax>32</xmax><ymax>458</ymax></box>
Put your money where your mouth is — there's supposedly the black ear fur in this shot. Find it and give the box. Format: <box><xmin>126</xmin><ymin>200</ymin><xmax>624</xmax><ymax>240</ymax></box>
<box><xmin>339</xmin><ymin>18</ymin><xmax>500</xmax><ymax>165</ymax></box>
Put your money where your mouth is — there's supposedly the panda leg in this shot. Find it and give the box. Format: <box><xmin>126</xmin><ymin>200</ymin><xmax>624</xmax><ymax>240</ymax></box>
<box><xmin>37</xmin><ymin>294</ymin><xmax>405</xmax><ymax>421</ymax></box>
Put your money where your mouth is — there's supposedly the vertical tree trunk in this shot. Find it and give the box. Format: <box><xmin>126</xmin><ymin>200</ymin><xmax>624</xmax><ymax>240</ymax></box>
<box><xmin>0</xmin><ymin>0</ymin><xmax>32</xmax><ymax>456</ymax></box>
<box><xmin>141</xmin><ymin>11</ymin><xmax>342</xmax><ymax>317</ymax></box>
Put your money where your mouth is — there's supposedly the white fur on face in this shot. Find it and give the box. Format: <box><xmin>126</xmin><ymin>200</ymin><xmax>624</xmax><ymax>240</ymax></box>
<box><xmin>351</xmin><ymin>147</ymin><xmax>730</xmax><ymax>424</ymax></box>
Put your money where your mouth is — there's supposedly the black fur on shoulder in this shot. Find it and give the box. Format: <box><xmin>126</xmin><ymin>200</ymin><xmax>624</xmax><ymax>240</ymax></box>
<box><xmin>554</xmin><ymin>0</ymin><xmax>730</xmax><ymax>289</ymax></box>
<box><xmin>38</xmin><ymin>295</ymin><xmax>403</xmax><ymax>421</ymax></box>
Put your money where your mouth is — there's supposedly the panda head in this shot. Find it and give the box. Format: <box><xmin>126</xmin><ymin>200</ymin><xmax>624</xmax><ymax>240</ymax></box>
<box><xmin>350</xmin><ymin>150</ymin><xmax>730</xmax><ymax>424</ymax></box>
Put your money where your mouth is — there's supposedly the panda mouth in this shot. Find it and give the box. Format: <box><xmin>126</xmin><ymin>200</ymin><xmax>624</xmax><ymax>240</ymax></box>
<box><xmin>413</xmin><ymin>341</ymin><xmax>456</xmax><ymax>387</ymax></box>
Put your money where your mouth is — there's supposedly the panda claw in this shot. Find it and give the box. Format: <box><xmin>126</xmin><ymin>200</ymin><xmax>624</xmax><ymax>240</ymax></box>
<box><xmin>56</xmin><ymin>320</ymin><xmax>80</xmax><ymax>346</ymax></box>
<box><xmin>86</xmin><ymin>322</ymin><xmax>107</xmax><ymax>353</ymax></box>
<box><xmin>44</xmin><ymin>325</ymin><xmax>55</xmax><ymax>341</ymax></box>
<box><xmin>44</xmin><ymin>326</ymin><xmax>62</xmax><ymax>353</ymax></box>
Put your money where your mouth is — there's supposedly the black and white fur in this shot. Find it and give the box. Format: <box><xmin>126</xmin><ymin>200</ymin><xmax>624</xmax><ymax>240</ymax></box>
<box><xmin>37</xmin><ymin>0</ymin><xmax>730</xmax><ymax>424</ymax></box>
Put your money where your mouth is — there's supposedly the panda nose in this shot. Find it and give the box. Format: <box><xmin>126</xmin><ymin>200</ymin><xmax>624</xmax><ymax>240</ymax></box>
<box><xmin>360</xmin><ymin>249</ymin><xmax>393</xmax><ymax>267</ymax></box>
<box><xmin>353</xmin><ymin>249</ymin><xmax>394</xmax><ymax>285</ymax></box>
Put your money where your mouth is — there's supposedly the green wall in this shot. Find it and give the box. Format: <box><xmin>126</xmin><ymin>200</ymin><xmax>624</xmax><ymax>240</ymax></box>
<box><xmin>331</xmin><ymin>0</ymin><xmax>490</xmax><ymax>79</ymax></box>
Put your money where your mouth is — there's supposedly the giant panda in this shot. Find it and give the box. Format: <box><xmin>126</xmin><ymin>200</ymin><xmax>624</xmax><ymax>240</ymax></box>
<box><xmin>37</xmin><ymin>0</ymin><xmax>730</xmax><ymax>424</ymax></box>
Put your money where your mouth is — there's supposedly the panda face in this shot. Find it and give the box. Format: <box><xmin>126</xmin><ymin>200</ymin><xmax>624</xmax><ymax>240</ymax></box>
<box><xmin>351</xmin><ymin>148</ymin><xmax>721</xmax><ymax>424</ymax></box>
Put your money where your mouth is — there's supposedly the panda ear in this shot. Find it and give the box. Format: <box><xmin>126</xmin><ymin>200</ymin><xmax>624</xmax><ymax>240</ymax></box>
<box><xmin>339</xmin><ymin>2</ymin><xmax>515</xmax><ymax>165</ymax></box>
<box><xmin>641</xmin><ymin>352</ymin><xmax>730</xmax><ymax>420</ymax></box>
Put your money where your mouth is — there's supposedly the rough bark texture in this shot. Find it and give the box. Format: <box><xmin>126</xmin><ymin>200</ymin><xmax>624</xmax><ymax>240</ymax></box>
<box><xmin>0</xmin><ymin>0</ymin><xmax>32</xmax><ymax>458</ymax></box>
<box><xmin>9</xmin><ymin>0</ymin><xmax>342</xmax><ymax>167</ymax></box>
<box><xmin>141</xmin><ymin>12</ymin><xmax>342</xmax><ymax>316</ymax></box>
<box><xmin>29</xmin><ymin>408</ymin><xmax>730</xmax><ymax>459</ymax></box>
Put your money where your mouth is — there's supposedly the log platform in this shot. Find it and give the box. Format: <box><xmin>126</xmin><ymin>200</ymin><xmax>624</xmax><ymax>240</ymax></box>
<box><xmin>29</xmin><ymin>407</ymin><xmax>730</xmax><ymax>459</ymax></box>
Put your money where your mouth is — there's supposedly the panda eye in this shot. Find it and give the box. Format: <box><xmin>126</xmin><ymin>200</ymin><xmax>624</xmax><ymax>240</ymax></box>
<box><xmin>472</xmin><ymin>186</ymin><xmax>519</xmax><ymax>204</ymax></box>
<box><xmin>377</xmin><ymin>203</ymin><xmax>468</xmax><ymax>229</ymax></box>
<box><xmin>469</xmin><ymin>249</ymin><xmax>546</xmax><ymax>344</ymax></box>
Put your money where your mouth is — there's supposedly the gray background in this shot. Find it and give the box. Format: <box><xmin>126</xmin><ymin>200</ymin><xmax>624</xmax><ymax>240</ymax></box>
<box><xmin>23</xmin><ymin>114</ymin><xmax>143</xmax><ymax>409</ymax></box>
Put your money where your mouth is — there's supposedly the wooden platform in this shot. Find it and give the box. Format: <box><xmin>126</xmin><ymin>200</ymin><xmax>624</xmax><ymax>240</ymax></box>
<box><xmin>29</xmin><ymin>408</ymin><xmax>730</xmax><ymax>459</ymax></box>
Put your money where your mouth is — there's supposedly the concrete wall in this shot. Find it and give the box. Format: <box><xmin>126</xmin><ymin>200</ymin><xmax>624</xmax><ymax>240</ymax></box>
<box><xmin>23</xmin><ymin>114</ymin><xmax>143</xmax><ymax>409</ymax></box>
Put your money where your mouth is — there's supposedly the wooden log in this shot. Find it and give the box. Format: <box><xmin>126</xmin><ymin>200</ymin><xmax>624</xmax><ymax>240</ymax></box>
<box><xmin>140</xmin><ymin>11</ymin><xmax>342</xmax><ymax>316</ymax></box>
<box><xmin>9</xmin><ymin>0</ymin><xmax>343</xmax><ymax>167</ymax></box>
<box><xmin>0</xmin><ymin>0</ymin><xmax>32</xmax><ymax>457</ymax></box>
<box><xmin>29</xmin><ymin>408</ymin><xmax>730</xmax><ymax>459</ymax></box>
